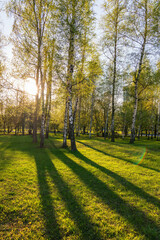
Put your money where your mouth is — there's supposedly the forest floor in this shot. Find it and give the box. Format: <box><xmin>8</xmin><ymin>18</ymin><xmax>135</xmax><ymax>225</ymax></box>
<box><xmin>0</xmin><ymin>134</ymin><xmax>160</xmax><ymax>240</ymax></box>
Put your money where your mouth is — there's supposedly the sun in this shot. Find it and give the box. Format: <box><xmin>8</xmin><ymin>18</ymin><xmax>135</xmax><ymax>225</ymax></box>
<box><xmin>25</xmin><ymin>78</ymin><xmax>37</xmax><ymax>96</ymax></box>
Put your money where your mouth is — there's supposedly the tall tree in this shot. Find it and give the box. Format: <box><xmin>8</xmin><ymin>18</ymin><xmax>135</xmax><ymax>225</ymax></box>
<box><xmin>102</xmin><ymin>0</ymin><xmax>127</xmax><ymax>142</ymax></box>
<box><xmin>57</xmin><ymin>0</ymin><xmax>94</xmax><ymax>151</ymax></box>
<box><xmin>129</xmin><ymin>0</ymin><xmax>155</xmax><ymax>143</ymax></box>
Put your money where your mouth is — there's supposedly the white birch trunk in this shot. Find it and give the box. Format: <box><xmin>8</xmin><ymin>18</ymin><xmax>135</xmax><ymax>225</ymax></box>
<box><xmin>130</xmin><ymin>0</ymin><xmax>148</xmax><ymax>144</ymax></box>
<box><xmin>63</xmin><ymin>98</ymin><xmax>68</xmax><ymax>148</ymax></box>
<box><xmin>77</xmin><ymin>98</ymin><xmax>81</xmax><ymax>136</ymax></box>
<box><xmin>73</xmin><ymin>97</ymin><xmax>79</xmax><ymax>127</ymax></box>
<box><xmin>66</xmin><ymin>1</ymin><xmax>77</xmax><ymax>151</ymax></box>
<box><xmin>68</xmin><ymin>89</ymin><xmax>77</xmax><ymax>151</ymax></box>
<box><xmin>104</xmin><ymin>108</ymin><xmax>109</xmax><ymax>140</ymax></box>
<box><xmin>157</xmin><ymin>103</ymin><xmax>159</xmax><ymax>141</ymax></box>
<box><xmin>89</xmin><ymin>92</ymin><xmax>94</xmax><ymax>139</ymax></box>
<box><xmin>130</xmin><ymin>83</ymin><xmax>138</xmax><ymax>143</ymax></box>
<box><xmin>40</xmin><ymin>112</ymin><xmax>45</xmax><ymax>147</ymax></box>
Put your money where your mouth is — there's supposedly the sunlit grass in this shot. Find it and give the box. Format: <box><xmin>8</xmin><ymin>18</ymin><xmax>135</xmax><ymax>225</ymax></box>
<box><xmin>0</xmin><ymin>134</ymin><xmax>160</xmax><ymax>239</ymax></box>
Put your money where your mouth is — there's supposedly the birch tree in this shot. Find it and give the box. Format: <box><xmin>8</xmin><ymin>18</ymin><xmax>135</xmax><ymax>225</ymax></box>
<box><xmin>102</xmin><ymin>0</ymin><xmax>127</xmax><ymax>142</ymax></box>
<box><xmin>128</xmin><ymin>0</ymin><xmax>157</xmax><ymax>143</ymax></box>
<box><xmin>57</xmin><ymin>0</ymin><xmax>94</xmax><ymax>151</ymax></box>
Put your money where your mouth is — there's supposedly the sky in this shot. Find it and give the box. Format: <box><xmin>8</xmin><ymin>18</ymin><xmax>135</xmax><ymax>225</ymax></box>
<box><xmin>0</xmin><ymin>0</ymin><xmax>13</xmax><ymax>35</ymax></box>
<box><xmin>0</xmin><ymin>0</ymin><xmax>14</xmax><ymax>60</ymax></box>
<box><xmin>0</xmin><ymin>0</ymin><xmax>104</xmax><ymax>60</ymax></box>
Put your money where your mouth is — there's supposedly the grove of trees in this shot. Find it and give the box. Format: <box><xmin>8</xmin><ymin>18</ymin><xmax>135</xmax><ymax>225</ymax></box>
<box><xmin>0</xmin><ymin>0</ymin><xmax>159</xmax><ymax>150</ymax></box>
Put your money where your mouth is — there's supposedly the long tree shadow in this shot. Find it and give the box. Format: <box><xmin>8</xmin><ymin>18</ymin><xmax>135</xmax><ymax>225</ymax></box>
<box><xmin>77</xmin><ymin>140</ymin><xmax>160</xmax><ymax>173</ymax></box>
<box><xmin>6</xmin><ymin>137</ymin><xmax>102</xmax><ymax>240</ymax></box>
<box><xmin>34</xmin><ymin>150</ymin><xmax>102</xmax><ymax>240</ymax></box>
<box><xmin>73</xmin><ymin>150</ymin><xmax>160</xmax><ymax>209</ymax></box>
<box><xmin>50</xmin><ymin>141</ymin><xmax>160</xmax><ymax>240</ymax></box>
<box><xmin>35</xmin><ymin>154</ymin><xmax>62</xmax><ymax>239</ymax></box>
<box><xmin>3</xmin><ymin>138</ymin><xmax>62</xmax><ymax>240</ymax></box>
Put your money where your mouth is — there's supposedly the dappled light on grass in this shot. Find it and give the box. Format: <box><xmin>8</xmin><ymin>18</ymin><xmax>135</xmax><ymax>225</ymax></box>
<box><xmin>0</xmin><ymin>135</ymin><xmax>160</xmax><ymax>240</ymax></box>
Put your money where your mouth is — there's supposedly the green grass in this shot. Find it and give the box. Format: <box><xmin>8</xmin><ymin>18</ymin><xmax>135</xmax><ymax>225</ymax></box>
<box><xmin>0</xmin><ymin>134</ymin><xmax>160</xmax><ymax>240</ymax></box>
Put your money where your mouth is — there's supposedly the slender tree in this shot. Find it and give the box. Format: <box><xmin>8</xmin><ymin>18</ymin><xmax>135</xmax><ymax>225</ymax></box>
<box><xmin>57</xmin><ymin>0</ymin><xmax>94</xmax><ymax>151</ymax></box>
<box><xmin>102</xmin><ymin>0</ymin><xmax>127</xmax><ymax>142</ymax></box>
<box><xmin>129</xmin><ymin>0</ymin><xmax>153</xmax><ymax>143</ymax></box>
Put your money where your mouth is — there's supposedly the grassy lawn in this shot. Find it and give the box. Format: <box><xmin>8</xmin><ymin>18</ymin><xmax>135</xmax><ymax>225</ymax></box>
<box><xmin>0</xmin><ymin>134</ymin><xmax>160</xmax><ymax>240</ymax></box>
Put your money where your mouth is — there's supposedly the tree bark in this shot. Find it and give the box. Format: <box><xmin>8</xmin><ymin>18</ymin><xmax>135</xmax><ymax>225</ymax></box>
<box><xmin>66</xmin><ymin>2</ymin><xmax>77</xmax><ymax>151</ymax></box>
<box><xmin>130</xmin><ymin>83</ymin><xmax>138</xmax><ymax>143</ymax></box>
<box><xmin>40</xmin><ymin>112</ymin><xmax>45</xmax><ymax>147</ymax></box>
<box><xmin>138</xmin><ymin>125</ymin><xmax>141</xmax><ymax>140</ymax></box>
<box><xmin>45</xmin><ymin>114</ymin><xmax>50</xmax><ymax>139</ymax></box>
<box><xmin>68</xmin><ymin>89</ymin><xmax>77</xmax><ymax>151</ymax></box>
<box><xmin>104</xmin><ymin>108</ymin><xmax>109</xmax><ymax>140</ymax></box>
<box><xmin>40</xmin><ymin>68</ymin><xmax>45</xmax><ymax>148</ymax></box>
<box><xmin>111</xmin><ymin>8</ymin><xmax>118</xmax><ymax>143</ymax></box>
<box><xmin>33</xmin><ymin>2</ymin><xmax>41</xmax><ymax>144</ymax></box>
<box><xmin>73</xmin><ymin>97</ymin><xmax>79</xmax><ymax>127</ymax></box>
<box><xmin>151</xmin><ymin>121</ymin><xmax>154</xmax><ymax>139</ymax></box>
<box><xmin>33</xmin><ymin>40</ymin><xmax>41</xmax><ymax>144</ymax></box>
<box><xmin>157</xmin><ymin>103</ymin><xmax>159</xmax><ymax>141</ymax></box>
<box><xmin>22</xmin><ymin>113</ymin><xmax>25</xmax><ymax>136</ymax></box>
<box><xmin>33</xmin><ymin>92</ymin><xmax>38</xmax><ymax>143</ymax></box>
<box><xmin>45</xmin><ymin>49</ymin><xmax>53</xmax><ymax>139</ymax></box>
<box><xmin>76</xmin><ymin>32</ymin><xmax>86</xmax><ymax>137</ymax></box>
<box><xmin>145</xmin><ymin>129</ymin><xmax>147</xmax><ymax>137</ymax></box>
<box><xmin>83</xmin><ymin>126</ymin><xmax>86</xmax><ymax>135</ymax></box>
<box><xmin>148</xmin><ymin>130</ymin><xmax>150</xmax><ymax>140</ymax></box>
<box><xmin>63</xmin><ymin>97</ymin><xmax>68</xmax><ymax>148</ymax></box>
<box><xmin>3</xmin><ymin>120</ymin><xmax>6</xmax><ymax>135</ymax></box>
<box><xmin>77</xmin><ymin>97</ymin><xmax>81</xmax><ymax>136</ymax></box>
<box><xmin>45</xmin><ymin>83</ymin><xmax>52</xmax><ymax>139</ymax></box>
<box><xmin>89</xmin><ymin>91</ymin><xmax>94</xmax><ymax>139</ymax></box>
<box><xmin>40</xmin><ymin>43</ymin><xmax>45</xmax><ymax>148</ymax></box>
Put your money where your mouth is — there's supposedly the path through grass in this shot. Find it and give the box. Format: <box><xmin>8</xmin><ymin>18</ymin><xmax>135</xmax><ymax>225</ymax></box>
<box><xmin>0</xmin><ymin>135</ymin><xmax>160</xmax><ymax>239</ymax></box>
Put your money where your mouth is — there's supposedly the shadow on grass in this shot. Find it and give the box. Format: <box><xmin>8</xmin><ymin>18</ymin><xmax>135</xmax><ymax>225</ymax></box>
<box><xmin>0</xmin><ymin>136</ymin><xmax>61</xmax><ymax>240</ymax></box>
<box><xmin>2</xmin><ymin>135</ymin><xmax>160</xmax><ymax>239</ymax></box>
<box><xmin>34</xmin><ymin>150</ymin><xmax>102</xmax><ymax>240</ymax></box>
<box><xmin>0</xmin><ymin>142</ymin><xmax>14</xmax><ymax>172</ymax></box>
<box><xmin>95</xmin><ymin>137</ymin><xmax>160</xmax><ymax>154</ymax></box>
<box><xmin>50</xmin><ymin>141</ymin><xmax>160</xmax><ymax>240</ymax></box>
<box><xmin>77</xmin><ymin>140</ymin><xmax>160</xmax><ymax>173</ymax></box>
<box><xmin>73</xmin><ymin>150</ymin><xmax>160</xmax><ymax>209</ymax></box>
<box><xmin>5</xmin><ymin>136</ymin><xmax>101</xmax><ymax>240</ymax></box>
<box><xmin>35</xmin><ymin>154</ymin><xmax>62</xmax><ymax>239</ymax></box>
<box><xmin>5</xmin><ymin>137</ymin><xmax>103</xmax><ymax>239</ymax></box>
